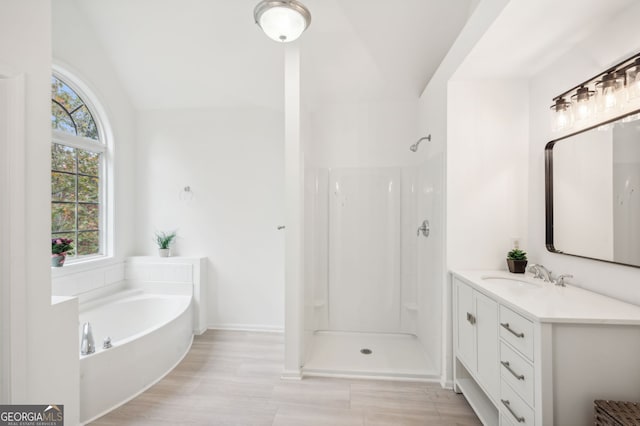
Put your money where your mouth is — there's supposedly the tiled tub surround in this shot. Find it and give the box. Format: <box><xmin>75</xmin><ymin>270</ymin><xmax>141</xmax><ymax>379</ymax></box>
<box><xmin>452</xmin><ymin>270</ymin><xmax>640</xmax><ymax>426</ymax></box>
<box><xmin>52</xmin><ymin>256</ymin><xmax>207</xmax><ymax>333</ymax></box>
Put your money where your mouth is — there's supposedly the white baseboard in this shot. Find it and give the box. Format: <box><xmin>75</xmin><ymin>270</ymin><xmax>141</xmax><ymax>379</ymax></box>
<box><xmin>441</xmin><ymin>379</ymin><xmax>454</xmax><ymax>389</ymax></box>
<box><xmin>281</xmin><ymin>369</ymin><xmax>303</xmax><ymax>380</ymax></box>
<box><xmin>207</xmin><ymin>324</ymin><xmax>284</xmax><ymax>333</ymax></box>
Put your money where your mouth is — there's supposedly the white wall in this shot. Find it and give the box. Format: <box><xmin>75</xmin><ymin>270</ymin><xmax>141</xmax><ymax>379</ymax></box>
<box><xmin>135</xmin><ymin>107</ymin><xmax>285</xmax><ymax>330</ymax></box>
<box><xmin>447</xmin><ymin>79</ymin><xmax>530</xmax><ymax>270</ymax></box>
<box><xmin>53</xmin><ymin>0</ymin><xmax>138</xmax><ymax>265</ymax></box>
<box><xmin>306</xmin><ymin>100</ymin><xmax>419</xmax><ymax>168</ymax></box>
<box><xmin>529</xmin><ymin>2</ymin><xmax>640</xmax><ymax>306</ymax></box>
<box><xmin>0</xmin><ymin>2</ymin><xmax>79</xmax><ymax>424</ymax></box>
<box><xmin>417</xmin><ymin>0</ymin><xmax>511</xmax><ymax>386</ymax></box>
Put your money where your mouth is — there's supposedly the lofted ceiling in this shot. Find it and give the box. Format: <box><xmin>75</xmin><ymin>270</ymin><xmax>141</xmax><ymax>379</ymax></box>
<box><xmin>71</xmin><ymin>0</ymin><xmax>474</xmax><ymax>111</ymax></box>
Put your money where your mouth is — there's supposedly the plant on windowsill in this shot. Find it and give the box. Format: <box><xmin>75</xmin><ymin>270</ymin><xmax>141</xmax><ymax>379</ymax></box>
<box><xmin>51</xmin><ymin>238</ymin><xmax>74</xmax><ymax>267</ymax></box>
<box><xmin>506</xmin><ymin>248</ymin><xmax>528</xmax><ymax>274</ymax></box>
<box><xmin>154</xmin><ymin>231</ymin><xmax>176</xmax><ymax>257</ymax></box>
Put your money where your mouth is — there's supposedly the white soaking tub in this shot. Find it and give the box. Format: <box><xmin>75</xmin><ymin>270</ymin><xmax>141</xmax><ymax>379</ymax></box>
<box><xmin>78</xmin><ymin>288</ymin><xmax>193</xmax><ymax>424</ymax></box>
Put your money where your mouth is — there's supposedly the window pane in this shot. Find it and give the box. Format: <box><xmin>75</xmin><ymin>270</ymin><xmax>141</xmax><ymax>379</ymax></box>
<box><xmin>52</xmin><ymin>144</ymin><xmax>76</xmax><ymax>173</ymax></box>
<box><xmin>71</xmin><ymin>105</ymin><xmax>99</xmax><ymax>140</ymax></box>
<box><xmin>78</xmin><ymin>150</ymin><xmax>100</xmax><ymax>176</ymax></box>
<box><xmin>51</xmin><ymin>103</ymin><xmax>76</xmax><ymax>135</ymax></box>
<box><xmin>51</xmin><ymin>172</ymin><xmax>76</xmax><ymax>202</ymax></box>
<box><xmin>51</xmin><ymin>76</ymin><xmax>82</xmax><ymax>112</ymax></box>
<box><xmin>78</xmin><ymin>176</ymin><xmax>99</xmax><ymax>203</ymax></box>
<box><xmin>52</xmin><ymin>203</ymin><xmax>76</xmax><ymax>232</ymax></box>
<box><xmin>78</xmin><ymin>204</ymin><xmax>99</xmax><ymax>231</ymax></box>
<box><xmin>78</xmin><ymin>231</ymin><xmax>99</xmax><ymax>256</ymax></box>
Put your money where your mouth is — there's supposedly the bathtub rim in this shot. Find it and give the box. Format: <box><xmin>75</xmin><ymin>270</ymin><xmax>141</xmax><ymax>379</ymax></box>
<box><xmin>79</xmin><ymin>288</ymin><xmax>192</xmax><ymax>359</ymax></box>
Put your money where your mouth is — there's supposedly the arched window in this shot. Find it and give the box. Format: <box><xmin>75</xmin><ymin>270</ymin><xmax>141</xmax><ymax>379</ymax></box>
<box><xmin>51</xmin><ymin>73</ymin><xmax>108</xmax><ymax>260</ymax></box>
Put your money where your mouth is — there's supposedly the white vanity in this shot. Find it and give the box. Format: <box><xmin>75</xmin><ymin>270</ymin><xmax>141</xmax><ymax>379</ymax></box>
<box><xmin>452</xmin><ymin>270</ymin><xmax>640</xmax><ymax>426</ymax></box>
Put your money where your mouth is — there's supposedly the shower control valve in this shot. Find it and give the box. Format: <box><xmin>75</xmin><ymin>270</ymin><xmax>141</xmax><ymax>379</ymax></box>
<box><xmin>417</xmin><ymin>220</ymin><xmax>430</xmax><ymax>237</ymax></box>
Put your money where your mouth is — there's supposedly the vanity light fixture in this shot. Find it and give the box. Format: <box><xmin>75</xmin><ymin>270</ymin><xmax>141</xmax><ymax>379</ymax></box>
<box><xmin>551</xmin><ymin>51</ymin><xmax>640</xmax><ymax>132</ymax></box>
<box><xmin>549</xmin><ymin>97</ymin><xmax>573</xmax><ymax>132</ymax></box>
<box><xmin>254</xmin><ymin>0</ymin><xmax>312</xmax><ymax>43</ymax></box>
<box><xmin>570</xmin><ymin>86</ymin><xmax>595</xmax><ymax>124</ymax></box>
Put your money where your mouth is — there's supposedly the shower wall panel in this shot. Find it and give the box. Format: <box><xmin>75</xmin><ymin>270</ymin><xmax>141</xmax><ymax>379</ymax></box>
<box><xmin>328</xmin><ymin>168</ymin><xmax>401</xmax><ymax>333</ymax></box>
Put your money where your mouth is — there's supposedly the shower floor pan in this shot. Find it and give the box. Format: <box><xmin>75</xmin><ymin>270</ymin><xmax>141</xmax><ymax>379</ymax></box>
<box><xmin>303</xmin><ymin>331</ymin><xmax>439</xmax><ymax>381</ymax></box>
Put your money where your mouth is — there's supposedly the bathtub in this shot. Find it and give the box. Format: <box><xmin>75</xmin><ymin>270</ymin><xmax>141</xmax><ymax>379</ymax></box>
<box><xmin>79</xmin><ymin>288</ymin><xmax>193</xmax><ymax>424</ymax></box>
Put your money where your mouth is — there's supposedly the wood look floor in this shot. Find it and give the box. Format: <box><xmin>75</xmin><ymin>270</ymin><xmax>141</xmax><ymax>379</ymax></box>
<box><xmin>91</xmin><ymin>330</ymin><xmax>481</xmax><ymax>426</ymax></box>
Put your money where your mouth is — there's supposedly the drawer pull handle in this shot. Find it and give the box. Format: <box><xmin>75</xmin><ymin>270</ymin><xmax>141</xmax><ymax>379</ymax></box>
<box><xmin>466</xmin><ymin>312</ymin><xmax>476</xmax><ymax>325</ymax></box>
<box><xmin>501</xmin><ymin>399</ymin><xmax>525</xmax><ymax>423</ymax></box>
<box><xmin>501</xmin><ymin>360</ymin><xmax>525</xmax><ymax>380</ymax></box>
<box><xmin>501</xmin><ymin>322</ymin><xmax>525</xmax><ymax>338</ymax></box>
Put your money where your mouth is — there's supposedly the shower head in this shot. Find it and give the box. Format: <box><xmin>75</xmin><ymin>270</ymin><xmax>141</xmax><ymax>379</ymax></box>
<box><xmin>410</xmin><ymin>134</ymin><xmax>431</xmax><ymax>152</ymax></box>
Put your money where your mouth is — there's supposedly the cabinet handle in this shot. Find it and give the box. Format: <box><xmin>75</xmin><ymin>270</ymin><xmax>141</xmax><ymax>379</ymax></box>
<box><xmin>501</xmin><ymin>399</ymin><xmax>525</xmax><ymax>423</ymax></box>
<box><xmin>500</xmin><ymin>322</ymin><xmax>525</xmax><ymax>338</ymax></box>
<box><xmin>466</xmin><ymin>312</ymin><xmax>476</xmax><ymax>325</ymax></box>
<box><xmin>501</xmin><ymin>360</ymin><xmax>525</xmax><ymax>381</ymax></box>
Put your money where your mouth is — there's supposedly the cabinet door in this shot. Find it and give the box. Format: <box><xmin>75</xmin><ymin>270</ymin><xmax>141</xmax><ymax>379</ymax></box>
<box><xmin>455</xmin><ymin>279</ymin><xmax>476</xmax><ymax>370</ymax></box>
<box><xmin>476</xmin><ymin>291</ymin><xmax>499</xmax><ymax>401</ymax></box>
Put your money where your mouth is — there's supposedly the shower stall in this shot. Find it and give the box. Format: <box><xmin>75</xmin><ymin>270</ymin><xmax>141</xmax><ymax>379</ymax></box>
<box><xmin>301</xmin><ymin>125</ymin><xmax>444</xmax><ymax>379</ymax></box>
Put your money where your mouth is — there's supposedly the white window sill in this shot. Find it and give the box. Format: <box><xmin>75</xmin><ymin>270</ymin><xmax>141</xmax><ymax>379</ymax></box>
<box><xmin>51</xmin><ymin>255</ymin><xmax>122</xmax><ymax>278</ymax></box>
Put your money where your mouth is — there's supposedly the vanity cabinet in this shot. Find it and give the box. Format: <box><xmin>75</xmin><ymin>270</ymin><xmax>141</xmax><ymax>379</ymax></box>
<box><xmin>452</xmin><ymin>271</ymin><xmax>640</xmax><ymax>426</ymax></box>
<box><xmin>455</xmin><ymin>279</ymin><xmax>499</xmax><ymax>402</ymax></box>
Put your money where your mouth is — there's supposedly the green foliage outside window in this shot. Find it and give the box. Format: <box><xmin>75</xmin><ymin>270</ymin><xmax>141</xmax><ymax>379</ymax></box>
<box><xmin>51</xmin><ymin>75</ymin><xmax>103</xmax><ymax>259</ymax></box>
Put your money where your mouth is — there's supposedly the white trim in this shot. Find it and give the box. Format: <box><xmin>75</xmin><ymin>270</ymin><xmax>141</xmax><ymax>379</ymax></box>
<box><xmin>207</xmin><ymin>324</ymin><xmax>284</xmax><ymax>333</ymax></box>
<box><xmin>0</xmin><ymin>74</ymin><xmax>28</xmax><ymax>402</ymax></box>
<box><xmin>281</xmin><ymin>370</ymin><xmax>303</xmax><ymax>380</ymax></box>
<box><xmin>52</xmin><ymin>130</ymin><xmax>105</xmax><ymax>153</ymax></box>
<box><xmin>50</xmin><ymin>256</ymin><xmax>122</xmax><ymax>279</ymax></box>
<box><xmin>51</xmin><ymin>65</ymin><xmax>114</xmax><ymax>262</ymax></box>
<box><xmin>302</xmin><ymin>370</ymin><xmax>441</xmax><ymax>382</ymax></box>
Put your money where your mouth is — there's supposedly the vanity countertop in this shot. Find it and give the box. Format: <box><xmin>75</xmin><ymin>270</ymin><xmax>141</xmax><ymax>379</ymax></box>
<box><xmin>452</xmin><ymin>270</ymin><xmax>640</xmax><ymax>325</ymax></box>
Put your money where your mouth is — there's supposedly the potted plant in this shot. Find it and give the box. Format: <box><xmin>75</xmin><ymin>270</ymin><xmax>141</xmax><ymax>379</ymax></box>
<box><xmin>51</xmin><ymin>238</ymin><xmax>74</xmax><ymax>267</ymax></box>
<box><xmin>155</xmin><ymin>231</ymin><xmax>176</xmax><ymax>257</ymax></box>
<box><xmin>506</xmin><ymin>248</ymin><xmax>528</xmax><ymax>273</ymax></box>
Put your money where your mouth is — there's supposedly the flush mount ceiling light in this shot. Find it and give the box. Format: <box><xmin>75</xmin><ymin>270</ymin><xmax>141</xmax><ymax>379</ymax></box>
<box><xmin>254</xmin><ymin>0</ymin><xmax>311</xmax><ymax>43</ymax></box>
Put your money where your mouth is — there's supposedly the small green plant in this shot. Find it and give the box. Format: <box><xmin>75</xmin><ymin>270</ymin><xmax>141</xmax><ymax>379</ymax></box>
<box><xmin>507</xmin><ymin>248</ymin><xmax>527</xmax><ymax>261</ymax></box>
<box><xmin>52</xmin><ymin>238</ymin><xmax>74</xmax><ymax>255</ymax></box>
<box><xmin>154</xmin><ymin>231</ymin><xmax>176</xmax><ymax>249</ymax></box>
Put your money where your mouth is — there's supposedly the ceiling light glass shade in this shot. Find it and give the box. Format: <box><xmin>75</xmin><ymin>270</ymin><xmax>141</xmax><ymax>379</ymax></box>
<box><xmin>254</xmin><ymin>0</ymin><xmax>311</xmax><ymax>43</ymax></box>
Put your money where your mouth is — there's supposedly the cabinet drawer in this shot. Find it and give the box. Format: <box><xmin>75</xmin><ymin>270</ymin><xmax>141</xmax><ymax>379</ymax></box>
<box><xmin>500</xmin><ymin>342</ymin><xmax>534</xmax><ymax>407</ymax></box>
<box><xmin>499</xmin><ymin>306</ymin><xmax>534</xmax><ymax>361</ymax></box>
<box><xmin>500</xmin><ymin>381</ymin><xmax>534</xmax><ymax>425</ymax></box>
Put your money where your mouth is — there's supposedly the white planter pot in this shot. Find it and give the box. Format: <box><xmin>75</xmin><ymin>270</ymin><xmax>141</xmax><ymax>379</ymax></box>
<box><xmin>158</xmin><ymin>248</ymin><xmax>171</xmax><ymax>257</ymax></box>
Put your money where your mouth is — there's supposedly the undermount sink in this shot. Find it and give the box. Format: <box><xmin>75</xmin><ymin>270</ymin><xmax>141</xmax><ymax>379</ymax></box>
<box><xmin>481</xmin><ymin>276</ymin><xmax>543</xmax><ymax>288</ymax></box>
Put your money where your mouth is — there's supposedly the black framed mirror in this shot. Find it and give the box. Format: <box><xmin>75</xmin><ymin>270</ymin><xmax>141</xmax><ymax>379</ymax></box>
<box><xmin>546</xmin><ymin>109</ymin><xmax>640</xmax><ymax>268</ymax></box>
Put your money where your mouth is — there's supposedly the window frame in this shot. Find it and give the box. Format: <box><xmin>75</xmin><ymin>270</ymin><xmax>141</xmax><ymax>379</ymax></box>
<box><xmin>51</xmin><ymin>66</ymin><xmax>114</xmax><ymax>267</ymax></box>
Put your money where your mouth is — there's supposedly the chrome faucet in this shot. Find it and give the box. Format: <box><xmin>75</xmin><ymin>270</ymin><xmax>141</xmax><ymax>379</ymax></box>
<box><xmin>81</xmin><ymin>322</ymin><xmax>95</xmax><ymax>355</ymax></box>
<box><xmin>555</xmin><ymin>274</ymin><xmax>573</xmax><ymax>287</ymax></box>
<box><xmin>528</xmin><ymin>264</ymin><xmax>553</xmax><ymax>282</ymax></box>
